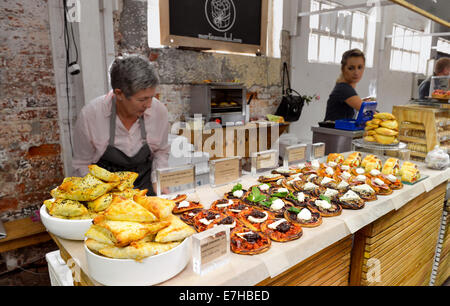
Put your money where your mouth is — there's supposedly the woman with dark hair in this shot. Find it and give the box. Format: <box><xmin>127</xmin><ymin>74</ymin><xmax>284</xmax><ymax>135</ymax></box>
<box><xmin>72</xmin><ymin>54</ymin><xmax>170</xmax><ymax>195</ymax></box>
<box><xmin>324</xmin><ymin>49</ymin><xmax>366</xmax><ymax>121</ymax></box>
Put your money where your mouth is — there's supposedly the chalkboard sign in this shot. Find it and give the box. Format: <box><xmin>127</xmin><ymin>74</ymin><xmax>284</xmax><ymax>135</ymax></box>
<box><xmin>160</xmin><ymin>0</ymin><xmax>268</xmax><ymax>54</ymax></box>
<box><xmin>390</xmin><ymin>0</ymin><xmax>449</xmax><ymax>27</ymax></box>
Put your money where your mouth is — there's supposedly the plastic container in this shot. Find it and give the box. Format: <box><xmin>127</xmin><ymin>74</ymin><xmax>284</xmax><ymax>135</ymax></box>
<box><xmin>335</xmin><ymin>101</ymin><xmax>377</xmax><ymax>131</ymax></box>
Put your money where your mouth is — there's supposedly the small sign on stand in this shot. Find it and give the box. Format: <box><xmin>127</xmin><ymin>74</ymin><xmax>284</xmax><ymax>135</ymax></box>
<box><xmin>311</xmin><ymin>142</ymin><xmax>326</xmax><ymax>160</ymax></box>
<box><xmin>250</xmin><ymin>149</ymin><xmax>279</xmax><ymax>176</ymax></box>
<box><xmin>209</xmin><ymin>157</ymin><xmax>242</xmax><ymax>187</ymax></box>
<box><xmin>283</xmin><ymin>143</ymin><xmax>308</xmax><ymax>168</ymax></box>
<box><xmin>192</xmin><ymin>225</ymin><xmax>230</xmax><ymax>275</ymax></box>
<box><xmin>156</xmin><ymin>165</ymin><xmax>195</xmax><ymax>196</ymax></box>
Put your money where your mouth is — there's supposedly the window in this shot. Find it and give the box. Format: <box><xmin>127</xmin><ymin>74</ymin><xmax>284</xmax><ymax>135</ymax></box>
<box><xmin>308</xmin><ymin>0</ymin><xmax>371</xmax><ymax>66</ymax></box>
<box><xmin>389</xmin><ymin>24</ymin><xmax>431</xmax><ymax>74</ymax></box>
<box><xmin>436</xmin><ymin>38</ymin><xmax>450</xmax><ymax>55</ymax></box>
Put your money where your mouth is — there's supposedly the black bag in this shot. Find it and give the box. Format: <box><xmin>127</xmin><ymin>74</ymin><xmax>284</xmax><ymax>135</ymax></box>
<box><xmin>275</xmin><ymin>62</ymin><xmax>305</xmax><ymax>122</ymax></box>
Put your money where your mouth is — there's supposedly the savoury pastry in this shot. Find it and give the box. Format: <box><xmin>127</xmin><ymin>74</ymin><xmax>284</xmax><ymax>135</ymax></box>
<box><xmin>327</xmin><ymin>153</ymin><xmax>345</xmax><ymax>164</ymax></box>
<box><xmin>343</xmin><ymin>152</ymin><xmax>362</xmax><ymax>167</ymax></box>
<box><xmin>373</xmin><ymin>112</ymin><xmax>396</xmax><ymax>120</ymax></box>
<box><xmin>382</xmin><ymin>158</ymin><xmax>400</xmax><ymax>176</ymax></box>
<box><xmin>375</xmin><ymin>127</ymin><xmax>398</xmax><ymax>136</ymax></box>
<box><xmin>373</xmin><ymin>134</ymin><xmax>396</xmax><ymax>145</ymax></box>
<box><xmin>87</xmin><ymin>193</ymin><xmax>113</xmax><ymax>213</ymax></box>
<box><xmin>230</xmin><ymin>227</ymin><xmax>271</xmax><ymax>255</ymax></box>
<box><xmin>380</xmin><ymin>120</ymin><xmax>398</xmax><ymax>130</ymax></box>
<box><xmin>102</xmin><ymin>196</ymin><xmax>158</xmax><ymax>222</ymax></box>
<box><xmin>364</xmin><ymin>136</ymin><xmax>376</xmax><ymax>142</ymax></box>
<box><xmin>45</xmin><ymin>198</ymin><xmax>89</xmax><ymax>218</ymax></box>
<box><xmin>115</xmin><ymin>171</ymin><xmax>139</xmax><ymax>191</ymax></box>
<box><xmin>134</xmin><ymin>195</ymin><xmax>176</xmax><ymax>220</ymax></box>
<box><xmin>154</xmin><ymin>214</ymin><xmax>196</xmax><ymax>243</ymax></box>
<box><xmin>88</xmin><ymin>165</ymin><xmax>120</xmax><ymax>182</ymax></box>
<box><xmin>261</xmin><ymin>218</ymin><xmax>303</xmax><ymax>242</ymax></box>
<box><xmin>98</xmin><ymin>241</ymin><xmax>181</xmax><ymax>260</ymax></box>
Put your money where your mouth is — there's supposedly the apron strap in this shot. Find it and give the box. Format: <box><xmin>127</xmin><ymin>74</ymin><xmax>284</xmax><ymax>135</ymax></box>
<box><xmin>109</xmin><ymin>95</ymin><xmax>117</xmax><ymax>146</ymax></box>
<box><xmin>139</xmin><ymin>116</ymin><xmax>147</xmax><ymax>145</ymax></box>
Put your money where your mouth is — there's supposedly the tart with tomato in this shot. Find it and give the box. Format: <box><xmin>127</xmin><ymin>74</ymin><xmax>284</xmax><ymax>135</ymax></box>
<box><xmin>224</xmin><ymin>183</ymin><xmax>248</xmax><ymax>200</ymax></box>
<box><xmin>210</xmin><ymin>198</ymin><xmax>240</xmax><ymax>212</ymax></box>
<box><xmin>379</xmin><ymin>174</ymin><xmax>403</xmax><ymax>190</ymax></box>
<box><xmin>271</xmin><ymin>167</ymin><xmax>297</xmax><ymax>177</ymax></box>
<box><xmin>169</xmin><ymin>194</ymin><xmax>187</xmax><ymax>204</ymax></box>
<box><xmin>309</xmin><ymin>198</ymin><xmax>342</xmax><ymax>217</ymax></box>
<box><xmin>261</xmin><ymin>218</ymin><xmax>303</xmax><ymax>242</ymax></box>
<box><xmin>258</xmin><ymin>197</ymin><xmax>295</xmax><ymax>218</ymax></box>
<box><xmin>192</xmin><ymin>210</ymin><xmax>226</xmax><ymax>232</ymax></box>
<box><xmin>350</xmin><ymin>184</ymin><xmax>378</xmax><ymax>201</ymax></box>
<box><xmin>206</xmin><ymin>214</ymin><xmax>242</xmax><ymax>231</ymax></box>
<box><xmin>172</xmin><ymin>200</ymin><xmax>204</xmax><ymax>214</ymax></box>
<box><xmin>284</xmin><ymin>206</ymin><xmax>322</xmax><ymax>228</ymax></box>
<box><xmin>368</xmin><ymin>177</ymin><xmax>393</xmax><ymax>196</ymax></box>
<box><xmin>179</xmin><ymin>208</ymin><xmax>204</xmax><ymax>225</ymax></box>
<box><xmin>230</xmin><ymin>227</ymin><xmax>271</xmax><ymax>255</ymax></box>
<box><xmin>286</xmin><ymin>191</ymin><xmax>314</xmax><ymax>208</ymax></box>
<box><xmin>237</xmin><ymin>207</ymin><xmax>275</xmax><ymax>232</ymax></box>
<box><xmin>258</xmin><ymin>173</ymin><xmax>284</xmax><ymax>183</ymax></box>
<box><xmin>337</xmin><ymin>190</ymin><xmax>365</xmax><ymax>210</ymax></box>
<box><xmin>224</xmin><ymin>202</ymin><xmax>252</xmax><ymax>218</ymax></box>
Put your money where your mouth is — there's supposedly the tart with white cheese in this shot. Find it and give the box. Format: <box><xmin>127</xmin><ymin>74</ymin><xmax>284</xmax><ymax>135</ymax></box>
<box><xmin>284</xmin><ymin>191</ymin><xmax>313</xmax><ymax>208</ymax></box>
<box><xmin>224</xmin><ymin>202</ymin><xmax>252</xmax><ymax>218</ymax></box>
<box><xmin>284</xmin><ymin>206</ymin><xmax>322</xmax><ymax>228</ymax></box>
<box><xmin>206</xmin><ymin>214</ymin><xmax>242</xmax><ymax>231</ymax></box>
<box><xmin>259</xmin><ymin>197</ymin><xmax>294</xmax><ymax>218</ymax></box>
<box><xmin>172</xmin><ymin>200</ymin><xmax>204</xmax><ymax>214</ymax></box>
<box><xmin>224</xmin><ymin>188</ymin><xmax>248</xmax><ymax>200</ymax></box>
<box><xmin>351</xmin><ymin>167</ymin><xmax>367</xmax><ymax>177</ymax></box>
<box><xmin>192</xmin><ymin>210</ymin><xmax>226</xmax><ymax>232</ymax></box>
<box><xmin>379</xmin><ymin>174</ymin><xmax>403</xmax><ymax>190</ymax></box>
<box><xmin>368</xmin><ymin>177</ymin><xmax>393</xmax><ymax>196</ymax></box>
<box><xmin>210</xmin><ymin>198</ymin><xmax>240</xmax><ymax>212</ymax></box>
<box><xmin>350</xmin><ymin>184</ymin><xmax>378</xmax><ymax>201</ymax></box>
<box><xmin>299</xmin><ymin>181</ymin><xmax>326</xmax><ymax>197</ymax></box>
<box><xmin>271</xmin><ymin>167</ymin><xmax>297</xmax><ymax>177</ymax></box>
<box><xmin>249</xmin><ymin>183</ymin><xmax>273</xmax><ymax>195</ymax></box>
<box><xmin>179</xmin><ymin>208</ymin><xmax>204</xmax><ymax>225</ymax></box>
<box><xmin>338</xmin><ymin>190</ymin><xmax>365</xmax><ymax>210</ymax></box>
<box><xmin>237</xmin><ymin>208</ymin><xmax>275</xmax><ymax>232</ymax></box>
<box><xmin>230</xmin><ymin>227</ymin><xmax>271</xmax><ymax>255</ymax></box>
<box><xmin>318</xmin><ymin>176</ymin><xmax>339</xmax><ymax>189</ymax></box>
<box><xmin>309</xmin><ymin>199</ymin><xmax>342</xmax><ymax>217</ymax></box>
<box><xmin>261</xmin><ymin>218</ymin><xmax>303</xmax><ymax>242</ymax></box>
<box><xmin>258</xmin><ymin>173</ymin><xmax>284</xmax><ymax>183</ymax></box>
<box><xmin>319</xmin><ymin>188</ymin><xmax>340</xmax><ymax>202</ymax></box>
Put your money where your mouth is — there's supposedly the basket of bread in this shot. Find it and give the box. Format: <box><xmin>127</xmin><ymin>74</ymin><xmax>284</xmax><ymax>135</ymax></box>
<box><xmin>363</xmin><ymin>112</ymin><xmax>399</xmax><ymax>145</ymax></box>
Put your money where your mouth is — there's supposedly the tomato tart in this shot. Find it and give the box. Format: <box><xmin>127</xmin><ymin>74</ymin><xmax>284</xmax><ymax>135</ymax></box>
<box><xmin>206</xmin><ymin>214</ymin><xmax>242</xmax><ymax>231</ymax></box>
<box><xmin>309</xmin><ymin>198</ymin><xmax>342</xmax><ymax>217</ymax></box>
<box><xmin>192</xmin><ymin>210</ymin><xmax>226</xmax><ymax>232</ymax></box>
<box><xmin>261</xmin><ymin>218</ymin><xmax>303</xmax><ymax>242</ymax></box>
<box><xmin>172</xmin><ymin>200</ymin><xmax>203</xmax><ymax>214</ymax></box>
<box><xmin>284</xmin><ymin>206</ymin><xmax>322</xmax><ymax>228</ymax></box>
<box><xmin>237</xmin><ymin>207</ymin><xmax>275</xmax><ymax>232</ymax></box>
<box><xmin>179</xmin><ymin>208</ymin><xmax>204</xmax><ymax>225</ymax></box>
<box><xmin>258</xmin><ymin>173</ymin><xmax>284</xmax><ymax>183</ymax></box>
<box><xmin>210</xmin><ymin>198</ymin><xmax>239</xmax><ymax>212</ymax></box>
<box><xmin>230</xmin><ymin>227</ymin><xmax>271</xmax><ymax>255</ymax></box>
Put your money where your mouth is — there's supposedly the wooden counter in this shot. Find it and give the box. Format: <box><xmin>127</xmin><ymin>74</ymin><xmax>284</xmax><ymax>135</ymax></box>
<box><xmin>47</xmin><ymin>161</ymin><xmax>449</xmax><ymax>286</ymax></box>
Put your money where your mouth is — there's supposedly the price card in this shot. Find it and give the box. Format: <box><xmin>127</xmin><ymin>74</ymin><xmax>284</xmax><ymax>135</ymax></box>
<box><xmin>210</xmin><ymin>157</ymin><xmax>242</xmax><ymax>187</ymax></box>
<box><xmin>156</xmin><ymin>165</ymin><xmax>195</xmax><ymax>196</ymax></box>
<box><xmin>251</xmin><ymin>149</ymin><xmax>279</xmax><ymax>175</ymax></box>
<box><xmin>312</xmin><ymin>142</ymin><xmax>326</xmax><ymax>159</ymax></box>
<box><xmin>192</xmin><ymin>225</ymin><xmax>230</xmax><ymax>275</ymax></box>
<box><xmin>283</xmin><ymin>143</ymin><xmax>307</xmax><ymax>167</ymax></box>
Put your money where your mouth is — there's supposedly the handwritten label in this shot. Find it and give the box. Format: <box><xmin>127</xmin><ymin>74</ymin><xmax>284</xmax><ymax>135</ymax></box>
<box><xmin>199</xmin><ymin>230</ymin><xmax>228</xmax><ymax>265</ymax></box>
<box><xmin>313</xmin><ymin>143</ymin><xmax>325</xmax><ymax>159</ymax></box>
<box><xmin>256</xmin><ymin>151</ymin><xmax>277</xmax><ymax>169</ymax></box>
<box><xmin>287</xmin><ymin>145</ymin><xmax>307</xmax><ymax>162</ymax></box>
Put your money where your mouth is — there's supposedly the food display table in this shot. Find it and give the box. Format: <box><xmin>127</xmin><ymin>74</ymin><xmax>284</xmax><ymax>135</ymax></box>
<box><xmin>47</xmin><ymin>156</ymin><xmax>450</xmax><ymax>286</ymax></box>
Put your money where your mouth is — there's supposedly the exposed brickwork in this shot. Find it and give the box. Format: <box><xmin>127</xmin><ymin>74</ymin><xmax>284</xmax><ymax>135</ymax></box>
<box><xmin>0</xmin><ymin>0</ymin><xmax>64</xmax><ymax>221</ymax></box>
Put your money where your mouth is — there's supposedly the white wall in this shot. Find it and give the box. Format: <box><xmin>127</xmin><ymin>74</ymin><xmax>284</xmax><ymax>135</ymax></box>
<box><xmin>287</xmin><ymin>0</ymin><xmax>432</xmax><ymax>142</ymax></box>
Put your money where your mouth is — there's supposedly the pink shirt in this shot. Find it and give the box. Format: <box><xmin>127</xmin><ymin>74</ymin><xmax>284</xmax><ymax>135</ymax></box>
<box><xmin>72</xmin><ymin>91</ymin><xmax>170</xmax><ymax>183</ymax></box>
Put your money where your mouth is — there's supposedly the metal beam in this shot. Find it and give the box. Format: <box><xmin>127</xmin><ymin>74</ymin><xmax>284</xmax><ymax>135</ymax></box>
<box><xmin>298</xmin><ymin>0</ymin><xmax>394</xmax><ymax>17</ymax></box>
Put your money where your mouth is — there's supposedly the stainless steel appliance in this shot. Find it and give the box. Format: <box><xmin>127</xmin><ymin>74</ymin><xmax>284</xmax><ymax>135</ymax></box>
<box><xmin>190</xmin><ymin>84</ymin><xmax>247</xmax><ymax>125</ymax></box>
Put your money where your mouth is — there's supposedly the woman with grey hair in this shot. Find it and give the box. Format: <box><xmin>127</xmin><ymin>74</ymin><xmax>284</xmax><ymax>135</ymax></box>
<box><xmin>72</xmin><ymin>54</ymin><xmax>170</xmax><ymax>195</ymax></box>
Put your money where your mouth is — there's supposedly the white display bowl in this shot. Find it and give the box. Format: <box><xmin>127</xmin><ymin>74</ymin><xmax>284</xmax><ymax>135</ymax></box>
<box><xmin>40</xmin><ymin>205</ymin><xmax>93</xmax><ymax>240</ymax></box>
<box><xmin>85</xmin><ymin>236</ymin><xmax>191</xmax><ymax>286</ymax></box>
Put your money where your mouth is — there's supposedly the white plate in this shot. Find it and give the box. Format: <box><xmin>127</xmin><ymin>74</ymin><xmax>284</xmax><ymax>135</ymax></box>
<box><xmin>40</xmin><ymin>205</ymin><xmax>93</xmax><ymax>240</ymax></box>
<box><xmin>85</xmin><ymin>237</ymin><xmax>191</xmax><ymax>286</ymax></box>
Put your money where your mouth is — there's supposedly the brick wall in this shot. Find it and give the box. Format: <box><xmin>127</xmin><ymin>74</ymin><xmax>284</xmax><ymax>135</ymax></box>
<box><xmin>0</xmin><ymin>0</ymin><xmax>64</xmax><ymax>222</ymax></box>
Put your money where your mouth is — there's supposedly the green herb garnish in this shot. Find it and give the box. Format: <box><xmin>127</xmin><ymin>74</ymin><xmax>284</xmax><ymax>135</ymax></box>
<box><xmin>246</xmin><ymin>187</ymin><xmax>267</xmax><ymax>203</ymax></box>
<box><xmin>288</xmin><ymin>206</ymin><xmax>301</xmax><ymax>214</ymax></box>
<box><xmin>231</xmin><ymin>183</ymin><xmax>243</xmax><ymax>193</ymax></box>
<box><xmin>319</xmin><ymin>194</ymin><xmax>331</xmax><ymax>203</ymax></box>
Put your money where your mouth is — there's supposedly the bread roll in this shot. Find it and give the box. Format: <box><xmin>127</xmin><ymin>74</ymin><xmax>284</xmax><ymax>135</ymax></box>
<box><xmin>373</xmin><ymin>112</ymin><xmax>396</xmax><ymax>120</ymax></box>
<box><xmin>380</xmin><ymin>120</ymin><xmax>398</xmax><ymax>130</ymax></box>
<box><xmin>373</xmin><ymin>134</ymin><xmax>396</xmax><ymax>145</ymax></box>
<box><xmin>375</xmin><ymin>127</ymin><xmax>399</xmax><ymax>136</ymax></box>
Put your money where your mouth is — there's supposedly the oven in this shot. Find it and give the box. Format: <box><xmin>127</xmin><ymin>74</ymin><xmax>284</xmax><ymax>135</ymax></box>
<box><xmin>190</xmin><ymin>84</ymin><xmax>247</xmax><ymax>125</ymax></box>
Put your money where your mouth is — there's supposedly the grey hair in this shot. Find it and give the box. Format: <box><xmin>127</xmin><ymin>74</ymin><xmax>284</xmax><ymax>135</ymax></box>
<box><xmin>109</xmin><ymin>54</ymin><xmax>160</xmax><ymax>98</ymax></box>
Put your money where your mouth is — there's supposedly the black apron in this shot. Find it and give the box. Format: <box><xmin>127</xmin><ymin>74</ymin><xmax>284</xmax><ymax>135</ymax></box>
<box><xmin>96</xmin><ymin>96</ymin><xmax>155</xmax><ymax>195</ymax></box>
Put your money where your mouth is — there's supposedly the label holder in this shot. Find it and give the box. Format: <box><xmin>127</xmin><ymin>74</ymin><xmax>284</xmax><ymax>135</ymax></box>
<box><xmin>156</xmin><ymin>165</ymin><xmax>195</xmax><ymax>196</ymax></box>
<box><xmin>250</xmin><ymin>149</ymin><xmax>279</xmax><ymax>176</ymax></box>
<box><xmin>209</xmin><ymin>156</ymin><xmax>242</xmax><ymax>187</ymax></box>
<box><xmin>283</xmin><ymin>143</ymin><xmax>308</xmax><ymax>168</ymax></box>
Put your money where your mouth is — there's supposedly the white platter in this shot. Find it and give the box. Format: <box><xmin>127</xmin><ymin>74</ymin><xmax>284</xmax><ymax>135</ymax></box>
<box><xmin>40</xmin><ymin>205</ymin><xmax>93</xmax><ymax>241</ymax></box>
<box><xmin>84</xmin><ymin>237</ymin><xmax>191</xmax><ymax>286</ymax></box>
